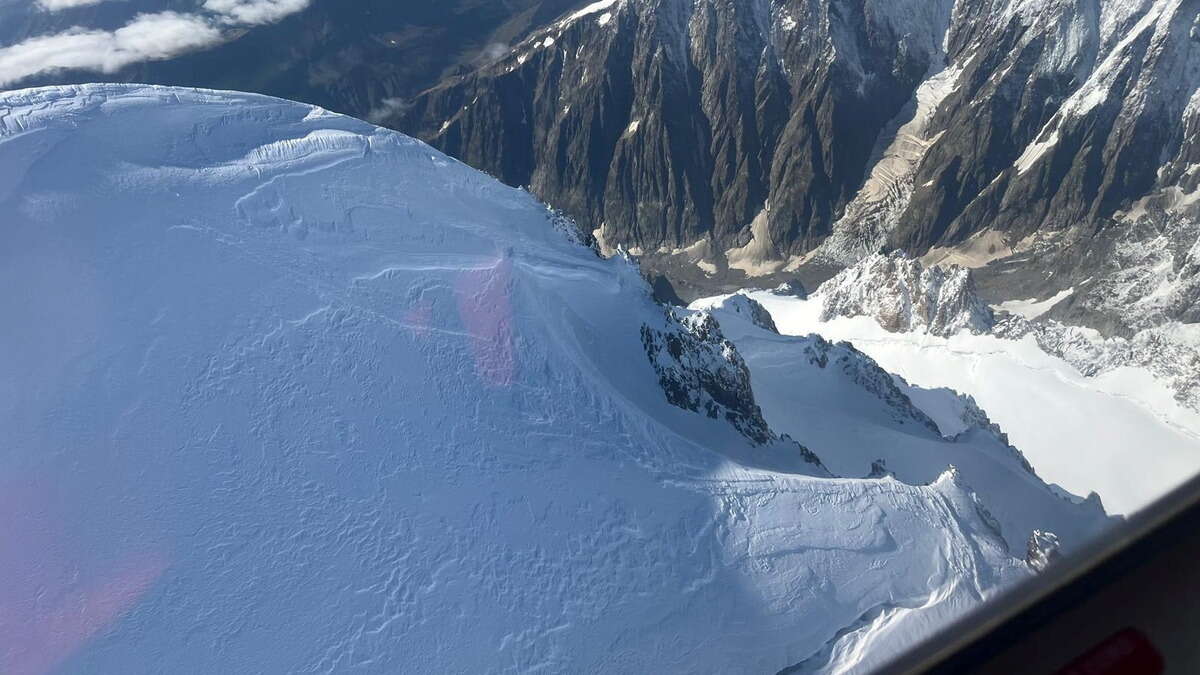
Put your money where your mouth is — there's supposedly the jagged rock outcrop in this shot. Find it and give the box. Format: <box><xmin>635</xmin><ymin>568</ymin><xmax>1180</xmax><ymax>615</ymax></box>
<box><xmin>700</xmin><ymin>290</ymin><xmax>1034</xmax><ymax>462</ymax></box>
<box><xmin>640</xmin><ymin>309</ymin><xmax>775</xmax><ymax>444</ymax></box>
<box><xmin>796</xmin><ymin>334</ymin><xmax>1037</xmax><ymax>478</ymax></box>
<box><xmin>806</xmin><ymin>241</ymin><xmax>1200</xmax><ymax>415</ymax></box>
<box><xmin>865</xmin><ymin>459</ymin><xmax>894</xmax><ymax>479</ymax></box>
<box><xmin>1026</xmin><ymin>530</ymin><xmax>1064</xmax><ymax>572</ymax></box>
<box><xmin>996</xmin><ymin>314</ymin><xmax>1200</xmax><ymax>411</ymax></box>
<box><xmin>817</xmin><ymin>252</ymin><xmax>995</xmax><ymax>336</ymax></box>
<box><xmin>1025</xmin><ymin>213</ymin><xmax>1200</xmax><ymax>335</ymax></box>
<box><xmin>798</xmin><ymin>335</ymin><xmax>944</xmax><ymax>436</ymax></box>
<box><xmin>812</xmin><ymin>248</ymin><xmax>1200</xmax><ymax>412</ymax></box>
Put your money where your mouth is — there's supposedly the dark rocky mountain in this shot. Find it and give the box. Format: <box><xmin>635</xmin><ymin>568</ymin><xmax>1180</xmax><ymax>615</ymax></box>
<box><xmin>394</xmin><ymin>0</ymin><xmax>953</xmax><ymax>259</ymax></box>
<box><xmin>6</xmin><ymin>0</ymin><xmax>1196</xmax><ymax>332</ymax></box>
<box><xmin>392</xmin><ymin>0</ymin><xmax>1200</xmax><ymax>327</ymax></box>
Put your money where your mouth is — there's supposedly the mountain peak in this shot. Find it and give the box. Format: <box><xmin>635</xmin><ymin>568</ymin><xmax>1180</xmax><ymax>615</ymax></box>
<box><xmin>1</xmin><ymin>83</ymin><xmax>1111</xmax><ymax>673</ymax></box>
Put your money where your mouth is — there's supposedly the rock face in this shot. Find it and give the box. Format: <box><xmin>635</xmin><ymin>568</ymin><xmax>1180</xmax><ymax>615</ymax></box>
<box><xmin>393</xmin><ymin>0</ymin><xmax>958</xmax><ymax>262</ymax></box>
<box><xmin>1026</xmin><ymin>530</ymin><xmax>1064</xmax><ymax>572</ymax></box>
<box><xmin>8</xmin><ymin>0</ymin><xmax>1194</xmax><ymax>304</ymax></box>
<box><xmin>1029</xmin><ymin>213</ymin><xmax>1200</xmax><ymax>335</ymax></box>
<box><xmin>640</xmin><ymin>309</ymin><xmax>776</xmax><ymax>445</ymax></box>
<box><xmin>817</xmin><ymin>252</ymin><xmax>995</xmax><ymax>336</ymax></box>
<box><xmin>393</xmin><ymin>0</ymin><xmax>1200</xmax><ymax>283</ymax></box>
<box><xmin>883</xmin><ymin>0</ymin><xmax>1200</xmax><ymax>257</ymax></box>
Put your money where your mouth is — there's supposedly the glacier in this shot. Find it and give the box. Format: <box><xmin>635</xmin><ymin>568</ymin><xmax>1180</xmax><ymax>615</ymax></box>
<box><xmin>0</xmin><ymin>84</ymin><xmax>1109</xmax><ymax>674</ymax></box>
<box><xmin>713</xmin><ymin>278</ymin><xmax>1200</xmax><ymax>516</ymax></box>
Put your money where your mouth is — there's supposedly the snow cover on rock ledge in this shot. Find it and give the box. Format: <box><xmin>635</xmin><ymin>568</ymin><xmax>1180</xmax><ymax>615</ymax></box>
<box><xmin>0</xmin><ymin>84</ymin><xmax>1107</xmax><ymax>674</ymax></box>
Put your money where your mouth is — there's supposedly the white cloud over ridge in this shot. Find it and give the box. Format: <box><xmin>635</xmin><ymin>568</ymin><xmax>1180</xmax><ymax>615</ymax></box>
<box><xmin>0</xmin><ymin>0</ymin><xmax>313</xmax><ymax>86</ymax></box>
<box><xmin>35</xmin><ymin>0</ymin><xmax>107</xmax><ymax>10</ymax></box>
<box><xmin>203</xmin><ymin>0</ymin><xmax>309</xmax><ymax>25</ymax></box>
<box><xmin>0</xmin><ymin>12</ymin><xmax>221</xmax><ymax>85</ymax></box>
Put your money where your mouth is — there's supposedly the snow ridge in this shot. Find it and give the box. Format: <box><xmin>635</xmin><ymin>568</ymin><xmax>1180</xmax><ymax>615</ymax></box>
<box><xmin>0</xmin><ymin>83</ymin><xmax>1113</xmax><ymax>674</ymax></box>
<box><xmin>693</xmin><ymin>292</ymin><xmax>1109</xmax><ymax>552</ymax></box>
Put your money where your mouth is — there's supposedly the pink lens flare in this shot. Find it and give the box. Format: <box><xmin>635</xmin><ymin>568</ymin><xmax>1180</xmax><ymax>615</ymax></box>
<box><xmin>455</xmin><ymin>257</ymin><xmax>517</xmax><ymax>388</ymax></box>
<box><xmin>0</xmin><ymin>479</ymin><xmax>167</xmax><ymax>675</ymax></box>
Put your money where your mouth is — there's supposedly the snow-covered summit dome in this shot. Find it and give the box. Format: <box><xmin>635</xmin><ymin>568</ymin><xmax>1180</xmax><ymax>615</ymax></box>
<box><xmin>0</xmin><ymin>84</ymin><xmax>1108</xmax><ymax>674</ymax></box>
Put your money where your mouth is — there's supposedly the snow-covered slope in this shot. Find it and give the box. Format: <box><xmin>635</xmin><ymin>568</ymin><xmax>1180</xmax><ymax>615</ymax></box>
<box><xmin>692</xmin><ymin>294</ymin><xmax>1108</xmax><ymax>556</ymax></box>
<box><xmin>728</xmin><ymin>288</ymin><xmax>1200</xmax><ymax>516</ymax></box>
<box><xmin>0</xmin><ymin>84</ymin><xmax>1107</xmax><ymax>674</ymax></box>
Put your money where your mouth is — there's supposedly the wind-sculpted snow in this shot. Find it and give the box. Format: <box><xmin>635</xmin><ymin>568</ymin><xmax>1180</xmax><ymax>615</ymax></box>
<box><xmin>1</xmin><ymin>84</ymin><xmax>1109</xmax><ymax>674</ymax></box>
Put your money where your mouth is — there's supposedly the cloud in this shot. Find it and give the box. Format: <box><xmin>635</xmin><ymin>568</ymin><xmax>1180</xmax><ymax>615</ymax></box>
<box><xmin>35</xmin><ymin>0</ymin><xmax>107</xmax><ymax>10</ymax></box>
<box><xmin>366</xmin><ymin>97</ymin><xmax>409</xmax><ymax>124</ymax></box>
<box><xmin>0</xmin><ymin>12</ymin><xmax>223</xmax><ymax>86</ymax></box>
<box><xmin>202</xmin><ymin>0</ymin><xmax>311</xmax><ymax>25</ymax></box>
<box><xmin>479</xmin><ymin>42</ymin><xmax>509</xmax><ymax>63</ymax></box>
<box><xmin>0</xmin><ymin>0</ymin><xmax>317</xmax><ymax>87</ymax></box>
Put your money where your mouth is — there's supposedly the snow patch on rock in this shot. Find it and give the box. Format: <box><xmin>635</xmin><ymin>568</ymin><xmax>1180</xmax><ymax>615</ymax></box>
<box><xmin>994</xmin><ymin>288</ymin><xmax>1075</xmax><ymax>320</ymax></box>
<box><xmin>817</xmin><ymin>252</ymin><xmax>995</xmax><ymax>336</ymax></box>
